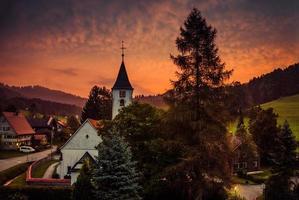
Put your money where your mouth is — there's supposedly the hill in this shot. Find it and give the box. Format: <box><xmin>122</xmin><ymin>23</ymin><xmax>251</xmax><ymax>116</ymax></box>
<box><xmin>261</xmin><ymin>94</ymin><xmax>299</xmax><ymax>140</ymax></box>
<box><xmin>0</xmin><ymin>84</ymin><xmax>82</xmax><ymax>116</ymax></box>
<box><xmin>241</xmin><ymin>63</ymin><xmax>299</xmax><ymax>107</ymax></box>
<box><xmin>1</xmin><ymin>84</ymin><xmax>87</xmax><ymax>107</ymax></box>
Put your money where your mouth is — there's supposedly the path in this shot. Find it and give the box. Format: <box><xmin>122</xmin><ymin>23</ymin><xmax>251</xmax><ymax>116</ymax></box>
<box><xmin>43</xmin><ymin>162</ymin><xmax>59</xmax><ymax>178</ymax></box>
<box><xmin>236</xmin><ymin>184</ymin><xmax>264</xmax><ymax>200</ymax></box>
<box><xmin>0</xmin><ymin>146</ymin><xmax>57</xmax><ymax>172</ymax></box>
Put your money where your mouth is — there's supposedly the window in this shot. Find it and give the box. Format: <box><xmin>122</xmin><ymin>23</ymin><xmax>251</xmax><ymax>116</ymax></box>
<box><xmin>86</xmin><ymin>134</ymin><xmax>89</xmax><ymax>139</ymax></box>
<box><xmin>120</xmin><ymin>99</ymin><xmax>125</xmax><ymax>107</ymax></box>
<box><xmin>67</xmin><ymin>166</ymin><xmax>71</xmax><ymax>174</ymax></box>
<box><xmin>243</xmin><ymin>162</ymin><xmax>247</xmax><ymax>168</ymax></box>
<box><xmin>119</xmin><ymin>90</ymin><xmax>126</xmax><ymax>98</ymax></box>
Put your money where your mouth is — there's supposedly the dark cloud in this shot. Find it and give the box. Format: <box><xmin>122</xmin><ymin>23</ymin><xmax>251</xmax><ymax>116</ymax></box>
<box><xmin>0</xmin><ymin>0</ymin><xmax>298</xmax><ymax>95</ymax></box>
<box><xmin>51</xmin><ymin>67</ymin><xmax>79</xmax><ymax>76</ymax></box>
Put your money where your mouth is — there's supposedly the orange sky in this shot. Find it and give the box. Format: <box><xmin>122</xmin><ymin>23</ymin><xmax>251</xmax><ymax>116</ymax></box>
<box><xmin>0</xmin><ymin>0</ymin><xmax>298</xmax><ymax>97</ymax></box>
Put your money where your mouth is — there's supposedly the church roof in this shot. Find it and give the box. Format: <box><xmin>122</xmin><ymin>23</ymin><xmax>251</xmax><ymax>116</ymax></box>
<box><xmin>112</xmin><ymin>61</ymin><xmax>133</xmax><ymax>90</ymax></box>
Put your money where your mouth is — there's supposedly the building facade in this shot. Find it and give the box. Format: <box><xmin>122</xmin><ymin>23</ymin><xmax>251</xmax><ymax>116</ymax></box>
<box><xmin>0</xmin><ymin>112</ymin><xmax>35</xmax><ymax>150</ymax></box>
<box><xmin>58</xmin><ymin>119</ymin><xmax>102</xmax><ymax>184</ymax></box>
<box><xmin>112</xmin><ymin>47</ymin><xmax>133</xmax><ymax>119</ymax></box>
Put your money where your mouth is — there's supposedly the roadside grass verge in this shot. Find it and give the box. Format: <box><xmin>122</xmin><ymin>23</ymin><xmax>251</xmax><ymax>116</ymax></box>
<box><xmin>0</xmin><ymin>151</ymin><xmax>29</xmax><ymax>160</ymax></box>
<box><xmin>32</xmin><ymin>160</ymin><xmax>58</xmax><ymax>178</ymax></box>
<box><xmin>0</xmin><ymin>162</ymin><xmax>31</xmax><ymax>185</ymax></box>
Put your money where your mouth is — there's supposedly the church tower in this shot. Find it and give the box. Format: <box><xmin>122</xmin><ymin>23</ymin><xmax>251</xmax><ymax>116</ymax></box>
<box><xmin>112</xmin><ymin>41</ymin><xmax>133</xmax><ymax>119</ymax></box>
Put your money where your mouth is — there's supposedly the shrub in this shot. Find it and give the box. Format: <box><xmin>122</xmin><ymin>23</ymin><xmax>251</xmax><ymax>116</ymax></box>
<box><xmin>0</xmin><ymin>162</ymin><xmax>31</xmax><ymax>185</ymax></box>
<box><xmin>0</xmin><ymin>186</ymin><xmax>72</xmax><ymax>200</ymax></box>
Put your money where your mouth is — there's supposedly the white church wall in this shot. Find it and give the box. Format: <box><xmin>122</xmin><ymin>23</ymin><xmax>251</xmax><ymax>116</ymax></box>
<box><xmin>59</xmin><ymin>120</ymin><xmax>101</xmax><ymax>181</ymax></box>
<box><xmin>112</xmin><ymin>89</ymin><xmax>133</xmax><ymax>119</ymax></box>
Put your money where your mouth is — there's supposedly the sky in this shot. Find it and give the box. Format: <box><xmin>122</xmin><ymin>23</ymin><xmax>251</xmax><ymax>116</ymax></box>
<box><xmin>0</xmin><ymin>0</ymin><xmax>298</xmax><ymax>97</ymax></box>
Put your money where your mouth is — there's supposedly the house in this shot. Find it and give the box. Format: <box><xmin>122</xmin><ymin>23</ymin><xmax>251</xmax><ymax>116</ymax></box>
<box><xmin>57</xmin><ymin>119</ymin><xmax>102</xmax><ymax>184</ymax></box>
<box><xmin>28</xmin><ymin>116</ymin><xmax>57</xmax><ymax>141</ymax></box>
<box><xmin>33</xmin><ymin>134</ymin><xmax>48</xmax><ymax>146</ymax></box>
<box><xmin>230</xmin><ymin>135</ymin><xmax>260</xmax><ymax>174</ymax></box>
<box><xmin>0</xmin><ymin>112</ymin><xmax>35</xmax><ymax>150</ymax></box>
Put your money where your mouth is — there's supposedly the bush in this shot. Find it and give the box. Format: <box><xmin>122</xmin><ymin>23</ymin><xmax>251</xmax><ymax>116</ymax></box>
<box><xmin>0</xmin><ymin>186</ymin><xmax>72</xmax><ymax>200</ymax></box>
<box><xmin>0</xmin><ymin>162</ymin><xmax>32</xmax><ymax>185</ymax></box>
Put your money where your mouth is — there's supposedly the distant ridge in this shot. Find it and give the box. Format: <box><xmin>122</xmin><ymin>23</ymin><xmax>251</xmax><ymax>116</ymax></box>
<box><xmin>0</xmin><ymin>84</ymin><xmax>87</xmax><ymax>107</ymax></box>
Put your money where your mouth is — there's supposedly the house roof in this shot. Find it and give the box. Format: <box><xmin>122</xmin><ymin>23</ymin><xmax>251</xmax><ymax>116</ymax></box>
<box><xmin>2</xmin><ymin>112</ymin><xmax>35</xmax><ymax>135</ymax></box>
<box><xmin>112</xmin><ymin>61</ymin><xmax>133</xmax><ymax>90</ymax></box>
<box><xmin>34</xmin><ymin>134</ymin><xmax>47</xmax><ymax>141</ymax></box>
<box><xmin>27</xmin><ymin>116</ymin><xmax>53</xmax><ymax>128</ymax></box>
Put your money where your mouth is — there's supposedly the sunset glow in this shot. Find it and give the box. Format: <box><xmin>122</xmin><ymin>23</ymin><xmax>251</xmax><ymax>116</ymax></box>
<box><xmin>0</xmin><ymin>0</ymin><xmax>298</xmax><ymax>97</ymax></box>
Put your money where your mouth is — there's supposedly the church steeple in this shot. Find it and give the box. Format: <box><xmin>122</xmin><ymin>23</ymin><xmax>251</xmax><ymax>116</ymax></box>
<box><xmin>111</xmin><ymin>41</ymin><xmax>134</xmax><ymax>119</ymax></box>
<box><xmin>112</xmin><ymin>41</ymin><xmax>133</xmax><ymax>90</ymax></box>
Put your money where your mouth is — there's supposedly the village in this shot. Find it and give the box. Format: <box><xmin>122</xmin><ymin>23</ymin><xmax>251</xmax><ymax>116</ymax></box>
<box><xmin>0</xmin><ymin>1</ymin><xmax>299</xmax><ymax>200</ymax></box>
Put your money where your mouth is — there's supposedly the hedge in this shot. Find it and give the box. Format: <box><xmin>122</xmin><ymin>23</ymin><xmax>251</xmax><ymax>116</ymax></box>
<box><xmin>0</xmin><ymin>162</ymin><xmax>32</xmax><ymax>185</ymax></box>
<box><xmin>0</xmin><ymin>186</ymin><xmax>72</xmax><ymax>200</ymax></box>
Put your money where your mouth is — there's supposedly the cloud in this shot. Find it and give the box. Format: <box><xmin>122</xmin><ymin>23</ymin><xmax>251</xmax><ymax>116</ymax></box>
<box><xmin>51</xmin><ymin>67</ymin><xmax>79</xmax><ymax>76</ymax></box>
<box><xmin>0</xmin><ymin>0</ymin><xmax>298</xmax><ymax>96</ymax></box>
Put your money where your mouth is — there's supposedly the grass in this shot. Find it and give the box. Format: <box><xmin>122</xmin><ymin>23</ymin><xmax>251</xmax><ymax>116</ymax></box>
<box><xmin>0</xmin><ymin>150</ymin><xmax>30</xmax><ymax>160</ymax></box>
<box><xmin>227</xmin><ymin>94</ymin><xmax>299</xmax><ymax>140</ymax></box>
<box><xmin>31</xmin><ymin>160</ymin><xmax>58</xmax><ymax>178</ymax></box>
<box><xmin>9</xmin><ymin>172</ymin><xmax>27</xmax><ymax>186</ymax></box>
<box><xmin>261</xmin><ymin>94</ymin><xmax>299</xmax><ymax>140</ymax></box>
<box><xmin>0</xmin><ymin>162</ymin><xmax>31</xmax><ymax>185</ymax></box>
<box><xmin>231</xmin><ymin>176</ymin><xmax>255</xmax><ymax>185</ymax></box>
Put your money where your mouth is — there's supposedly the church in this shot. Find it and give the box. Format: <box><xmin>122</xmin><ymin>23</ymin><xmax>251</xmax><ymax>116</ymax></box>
<box><xmin>58</xmin><ymin>43</ymin><xmax>133</xmax><ymax>184</ymax></box>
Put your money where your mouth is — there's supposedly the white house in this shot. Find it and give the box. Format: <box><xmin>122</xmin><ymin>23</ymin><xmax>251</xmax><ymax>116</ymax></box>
<box><xmin>58</xmin><ymin>119</ymin><xmax>102</xmax><ymax>184</ymax></box>
<box><xmin>112</xmin><ymin>43</ymin><xmax>134</xmax><ymax>119</ymax></box>
<box><xmin>0</xmin><ymin>112</ymin><xmax>35</xmax><ymax>150</ymax></box>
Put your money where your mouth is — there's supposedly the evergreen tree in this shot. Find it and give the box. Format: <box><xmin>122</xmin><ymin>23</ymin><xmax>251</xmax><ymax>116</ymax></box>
<box><xmin>235</xmin><ymin>116</ymin><xmax>258</xmax><ymax>166</ymax></box>
<box><xmin>67</xmin><ymin>115</ymin><xmax>80</xmax><ymax>132</ymax></box>
<box><xmin>169</xmin><ymin>8</ymin><xmax>231</xmax><ymax>121</ymax></box>
<box><xmin>72</xmin><ymin>160</ymin><xmax>94</xmax><ymax>200</ymax></box>
<box><xmin>81</xmin><ymin>86</ymin><xmax>112</xmax><ymax>123</ymax></box>
<box><xmin>248</xmin><ymin>107</ymin><xmax>280</xmax><ymax>164</ymax></box>
<box><xmin>161</xmin><ymin>8</ymin><xmax>232</xmax><ymax>199</ymax></box>
<box><xmin>270</xmin><ymin>121</ymin><xmax>297</xmax><ymax>175</ymax></box>
<box><xmin>92</xmin><ymin>129</ymin><xmax>142</xmax><ymax>200</ymax></box>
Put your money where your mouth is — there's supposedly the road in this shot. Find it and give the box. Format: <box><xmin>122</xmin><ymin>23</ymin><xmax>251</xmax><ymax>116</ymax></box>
<box><xmin>0</xmin><ymin>146</ymin><xmax>57</xmax><ymax>172</ymax></box>
<box><xmin>43</xmin><ymin>162</ymin><xmax>59</xmax><ymax>178</ymax></box>
<box><xmin>236</xmin><ymin>184</ymin><xmax>264</xmax><ymax>200</ymax></box>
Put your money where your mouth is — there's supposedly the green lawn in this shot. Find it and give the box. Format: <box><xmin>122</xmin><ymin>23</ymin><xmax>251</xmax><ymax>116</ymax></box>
<box><xmin>31</xmin><ymin>160</ymin><xmax>58</xmax><ymax>178</ymax></box>
<box><xmin>227</xmin><ymin>94</ymin><xmax>299</xmax><ymax>140</ymax></box>
<box><xmin>261</xmin><ymin>94</ymin><xmax>299</xmax><ymax>140</ymax></box>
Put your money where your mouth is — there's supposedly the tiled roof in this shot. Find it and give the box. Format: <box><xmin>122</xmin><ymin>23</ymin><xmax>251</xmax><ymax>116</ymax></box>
<box><xmin>88</xmin><ymin>119</ymin><xmax>103</xmax><ymax>129</ymax></box>
<box><xmin>112</xmin><ymin>61</ymin><xmax>133</xmax><ymax>90</ymax></box>
<box><xmin>2</xmin><ymin>112</ymin><xmax>35</xmax><ymax>135</ymax></box>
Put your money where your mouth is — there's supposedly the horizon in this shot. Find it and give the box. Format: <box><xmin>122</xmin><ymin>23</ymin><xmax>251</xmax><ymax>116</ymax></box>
<box><xmin>0</xmin><ymin>0</ymin><xmax>298</xmax><ymax>97</ymax></box>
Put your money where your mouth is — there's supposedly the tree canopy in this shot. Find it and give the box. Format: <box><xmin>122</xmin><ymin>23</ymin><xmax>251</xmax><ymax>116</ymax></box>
<box><xmin>81</xmin><ymin>86</ymin><xmax>112</xmax><ymax>123</ymax></box>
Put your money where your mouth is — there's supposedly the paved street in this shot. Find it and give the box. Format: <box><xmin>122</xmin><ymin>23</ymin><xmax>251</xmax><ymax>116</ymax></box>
<box><xmin>0</xmin><ymin>146</ymin><xmax>57</xmax><ymax>172</ymax></box>
<box><xmin>236</xmin><ymin>184</ymin><xmax>264</xmax><ymax>200</ymax></box>
<box><xmin>43</xmin><ymin>162</ymin><xmax>59</xmax><ymax>178</ymax></box>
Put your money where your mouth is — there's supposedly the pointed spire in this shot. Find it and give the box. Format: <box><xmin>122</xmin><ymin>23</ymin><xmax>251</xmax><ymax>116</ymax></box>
<box><xmin>112</xmin><ymin>41</ymin><xmax>133</xmax><ymax>90</ymax></box>
<box><xmin>121</xmin><ymin>40</ymin><xmax>126</xmax><ymax>62</ymax></box>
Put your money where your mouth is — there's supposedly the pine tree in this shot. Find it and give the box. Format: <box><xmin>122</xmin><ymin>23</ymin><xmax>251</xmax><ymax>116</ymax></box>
<box><xmin>72</xmin><ymin>160</ymin><xmax>94</xmax><ymax>200</ymax></box>
<box><xmin>235</xmin><ymin>116</ymin><xmax>258</xmax><ymax>162</ymax></box>
<box><xmin>170</xmin><ymin>8</ymin><xmax>232</xmax><ymax>121</ymax></box>
<box><xmin>81</xmin><ymin>86</ymin><xmax>112</xmax><ymax>123</ymax></box>
<box><xmin>92</xmin><ymin>129</ymin><xmax>142</xmax><ymax>200</ymax></box>
<box><xmin>271</xmin><ymin>121</ymin><xmax>297</xmax><ymax>175</ymax></box>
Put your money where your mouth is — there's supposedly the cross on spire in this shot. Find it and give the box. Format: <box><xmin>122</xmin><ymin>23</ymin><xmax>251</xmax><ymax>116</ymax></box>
<box><xmin>121</xmin><ymin>40</ymin><xmax>126</xmax><ymax>62</ymax></box>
